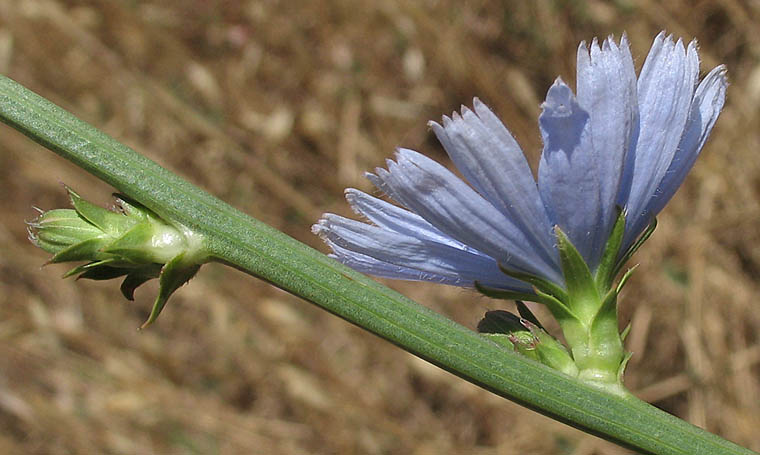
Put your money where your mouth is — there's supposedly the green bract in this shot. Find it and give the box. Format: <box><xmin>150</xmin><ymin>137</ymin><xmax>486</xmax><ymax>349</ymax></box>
<box><xmin>478</xmin><ymin>209</ymin><xmax>655</xmax><ymax>396</ymax></box>
<box><xmin>28</xmin><ymin>187</ymin><xmax>207</xmax><ymax>327</ymax></box>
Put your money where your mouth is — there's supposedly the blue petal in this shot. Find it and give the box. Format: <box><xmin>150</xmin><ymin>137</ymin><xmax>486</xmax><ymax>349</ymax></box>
<box><xmin>631</xmin><ymin>64</ymin><xmax>727</xmax><ymax>239</ymax></box>
<box><xmin>312</xmin><ymin>214</ymin><xmax>532</xmax><ymax>291</ymax></box>
<box><xmin>326</xmin><ymin>241</ymin><xmax>467</xmax><ymax>286</ymax></box>
<box><xmin>537</xmin><ymin>78</ymin><xmax>604</xmax><ymax>266</ymax></box>
<box><xmin>574</xmin><ymin>35</ymin><xmax>638</xmax><ymax>267</ymax></box>
<box><xmin>328</xmin><ymin>241</ymin><xmax>531</xmax><ymax>290</ymax></box>
<box><xmin>369</xmin><ymin>148</ymin><xmax>562</xmax><ymax>283</ymax></box>
<box><xmin>429</xmin><ymin>100</ymin><xmax>557</xmax><ymax>269</ymax></box>
<box><xmin>345</xmin><ymin>188</ymin><xmax>477</xmax><ymax>252</ymax></box>
<box><xmin>621</xmin><ymin>34</ymin><xmax>699</xmax><ymax>245</ymax></box>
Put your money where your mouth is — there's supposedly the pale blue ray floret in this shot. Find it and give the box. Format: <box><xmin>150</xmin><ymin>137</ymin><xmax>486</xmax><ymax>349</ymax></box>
<box><xmin>313</xmin><ymin>32</ymin><xmax>727</xmax><ymax>390</ymax></box>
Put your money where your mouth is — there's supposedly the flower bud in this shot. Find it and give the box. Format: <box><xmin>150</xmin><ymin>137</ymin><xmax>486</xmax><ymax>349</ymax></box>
<box><xmin>28</xmin><ymin>187</ymin><xmax>206</xmax><ymax>327</ymax></box>
<box><xmin>478</xmin><ymin>310</ymin><xmax>578</xmax><ymax>376</ymax></box>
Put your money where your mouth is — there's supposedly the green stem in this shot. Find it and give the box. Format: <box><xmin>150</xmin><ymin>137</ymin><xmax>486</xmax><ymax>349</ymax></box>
<box><xmin>0</xmin><ymin>74</ymin><xmax>754</xmax><ymax>455</ymax></box>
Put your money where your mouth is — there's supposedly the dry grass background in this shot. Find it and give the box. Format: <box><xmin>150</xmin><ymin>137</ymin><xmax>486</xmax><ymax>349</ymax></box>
<box><xmin>0</xmin><ymin>0</ymin><xmax>758</xmax><ymax>453</ymax></box>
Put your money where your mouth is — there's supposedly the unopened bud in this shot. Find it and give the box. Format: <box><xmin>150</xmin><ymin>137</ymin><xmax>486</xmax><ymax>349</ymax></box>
<box><xmin>478</xmin><ymin>310</ymin><xmax>578</xmax><ymax>377</ymax></box>
<box><xmin>28</xmin><ymin>186</ymin><xmax>206</xmax><ymax>327</ymax></box>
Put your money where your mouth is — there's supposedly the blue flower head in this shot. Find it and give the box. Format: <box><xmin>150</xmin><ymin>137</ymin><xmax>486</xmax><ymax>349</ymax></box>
<box><xmin>313</xmin><ymin>33</ymin><xmax>727</xmax><ymax>297</ymax></box>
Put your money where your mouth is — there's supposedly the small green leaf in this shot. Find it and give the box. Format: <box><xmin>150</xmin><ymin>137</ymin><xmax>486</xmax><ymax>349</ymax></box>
<box><xmin>618</xmin><ymin>351</ymin><xmax>633</xmax><ymax>383</ymax></box>
<box><xmin>590</xmin><ymin>289</ymin><xmax>619</xmax><ymax>341</ymax></box>
<box><xmin>614</xmin><ymin>217</ymin><xmax>657</xmax><ymax>278</ymax></box>
<box><xmin>615</xmin><ymin>264</ymin><xmax>638</xmax><ymax>294</ymax></box>
<box><xmin>67</xmin><ymin>186</ymin><xmax>132</xmax><ymax>234</ymax></box>
<box><xmin>587</xmin><ymin>288</ymin><xmax>625</xmax><ymax>376</ymax></box>
<box><xmin>140</xmin><ymin>252</ymin><xmax>201</xmax><ymax>328</ymax></box>
<box><xmin>103</xmin><ymin>223</ymin><xmax>158</xmax><ymax>264</ymax></box>
<box><xmin>555</xmin><ymin>226</ymin><xmax>601</xmax><ymax>323</ymax></box>
<box><xmin>595</xmin><ymin>207</ymin><xmax>626</xmax><ymax>293</ymax></box>
<box><xmin>475</xmin><ymin>282</ymin><xmax>577</xmax><ymax>324</ymax></box>
<box><xmin>620</xmin><ymin>322</ymin><xmax>631</xmax><ymax>342</ymax></box>
<box><xmin>77</xmin><ymin>265</ymin><xmax>131</xmax><ymax>281</ymax></box>
<box><xmin>120</xmin><ymin>269</ymin><xmax>161</xmax><ymax>301</ymax></box>
<box><xmin>62</xmin><ymin>259</ymin><xmax>116</xmax><ymax>278</ymax></box>
<box><xmin>498</xmin><ymin>263</ymin><xmax>569</xmax><ymax>304</ymax></box>
<box><xmin>474</xmin><ymin>281</ymin><xmax>539</xmax><ymax>303</ymax></box>
<box><xmin>533</xmin><ymin>287</ymin><xmax>578</xmax><ymax>325</ymax></box>
<box><xmin>50</xmin><ymin>237</ymin><xmax>110</xmax><ymax>263</ymax></box>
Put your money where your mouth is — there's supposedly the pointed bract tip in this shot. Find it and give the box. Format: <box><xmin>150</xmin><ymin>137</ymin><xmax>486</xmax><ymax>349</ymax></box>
<box><xmin>26</xmin><ymin>226</ymin><xmax>36</xmax><ymax>241</ymax></box>
<box><xmin>138</xmin><ymin>320</ymin><xmax>150</xmax><ymax>330</ymax></box>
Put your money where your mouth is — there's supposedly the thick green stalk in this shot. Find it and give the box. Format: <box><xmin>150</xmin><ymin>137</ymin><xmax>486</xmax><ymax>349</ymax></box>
<box><xmin>0</xmin><ymin>75</ymin><xmax>754</xmax><ymax>455</ymax></box>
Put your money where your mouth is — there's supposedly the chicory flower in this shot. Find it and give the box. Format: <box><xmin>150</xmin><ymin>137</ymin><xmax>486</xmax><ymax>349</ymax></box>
<box><xmin>313</xmin><ymin>32</ymin><xmax>726</xmax><ymax>296</ymax></box>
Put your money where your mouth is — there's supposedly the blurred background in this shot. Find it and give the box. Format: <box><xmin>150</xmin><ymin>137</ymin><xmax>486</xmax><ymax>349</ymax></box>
<box><xmin>0</xmin><ymin>0</ymin><xmax>759</xmax><ymax>453</ymax></box>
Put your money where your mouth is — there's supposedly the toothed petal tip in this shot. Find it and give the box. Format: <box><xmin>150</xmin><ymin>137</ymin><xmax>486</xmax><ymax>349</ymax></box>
<box><xmin>542</xmin><ymin>80</ymin><xmax>576</xmax><ymax>115</ymax></box>
<box><xmin>344</xmin><ymin>187</ymin><xmax>360</xmax><ymax>199</ymax></box>
<box><xmin>311</xmin><ymin>219</ymin><xmax>329</xmax><ymax>236</ymax></box>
